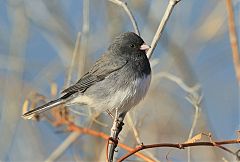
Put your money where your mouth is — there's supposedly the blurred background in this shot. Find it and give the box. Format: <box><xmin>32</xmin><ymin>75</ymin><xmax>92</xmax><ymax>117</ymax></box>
<box><xmin>0</xmin><ymin>0</ymin><xmax>239</xmax><ymax>161</ymax></box>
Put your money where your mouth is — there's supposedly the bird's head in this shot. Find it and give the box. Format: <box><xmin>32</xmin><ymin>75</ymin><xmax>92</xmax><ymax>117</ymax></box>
<box><xmin>109</xmin><ymin>32</ymin><xmax>150</xmax><ymax>58</ymax></box>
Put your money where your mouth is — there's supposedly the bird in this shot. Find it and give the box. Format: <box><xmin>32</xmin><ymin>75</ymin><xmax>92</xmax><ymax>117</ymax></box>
<box><xmin>22</xmin><ymin>32</ymin><xmax>151</xmax><ymax>121</ymax></box>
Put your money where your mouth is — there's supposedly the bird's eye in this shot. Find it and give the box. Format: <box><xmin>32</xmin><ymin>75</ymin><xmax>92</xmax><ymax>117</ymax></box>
<box><xmin>130</xmin><ymin>44</ymin><xmax>135</xmax><ymax>48</ymax></box>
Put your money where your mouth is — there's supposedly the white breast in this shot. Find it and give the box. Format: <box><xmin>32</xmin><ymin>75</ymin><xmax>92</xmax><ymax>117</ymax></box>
<box><xmin>107</xmin><ymin>74</ymin><xmax>151</xmax><ymax>113</ymax></box>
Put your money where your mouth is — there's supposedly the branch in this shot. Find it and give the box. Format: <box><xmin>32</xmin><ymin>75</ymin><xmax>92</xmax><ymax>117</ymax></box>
<box><xmin>225</xmin><ymin>0</ymin><xmax>240</xmax><ymax>83</ymax></box>
<box><xmin>118</xmin><ymin>139</ymin><xmax>240</xmax><ymax>162</ymax></box>
<box><xmin>155</xmin><ymin>72</ymin><xmax>200</xmax><ymax>94</ymax></box>
<box><xmin>155</xmin><ymin>72</ymin><xmax>202</xmax><ymax>162</ymax></box>
<box><xmin>65</xmin><ymin>32</ymin><xmax>81</xmax><ymax>87</ymax></box>
<box><xmin>43</xmin><ymin>112</ymin><xmax>154</xmax><ymax>162</ymax></box>
<box><xmin>108</xmin><ymin>110</ymin><xmax>125</xmax><ymax>162</ymax></box>
<box><xmin>67</xmin><ymin>122</ymin><xmax>154</xmax><ymax>161</ymax></box>
<box><xmin>147</xmin><ymin>0</ymin><xmax>181</xmax><ymax>59</ymax></box>
<box><xmin>126</xmin><ymin>113</ymin><xmax>160</xmax><ymax>162</ymax></box>
<box><xmin>108</xmin><ymin>0</ymin><xmax>140</xmax><ymax>35</ymax></box>
<box><xmin>126</xmin><ymin>113</ymin><xmax>141</xmax><ymax>144</ymax></box>
<box><xmin>78</xmin><ymin>0</ymin><xmax>89</xmax><ymax>77</ymax></box>
<box><xmin>186</xmin><ymin>94</ymin><xmax>202</xmax><ymax>162</ymax></box>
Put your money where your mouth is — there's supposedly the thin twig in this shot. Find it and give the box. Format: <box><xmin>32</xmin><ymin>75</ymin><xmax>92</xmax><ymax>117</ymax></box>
<box><xmin>186</xmin><ymin>94</ymin><xmax>202</xmax><ymax>162</ymax></box>
<box><xmin>126</xmin><ymin>113</ymin><xmax>161</xmax><ymax>162</ymax></box>
<box><xmin>108</xmin><ymin>109</ymin><xmax>123</xmax><ymax>161</ymax></box>
<box><xmin>147</xmin><ymin>0</ymin><xmax>181</xmax><ymax>59</ymax></box>
<box><xmin>66</xmin><ymin>32</ymin><xmax>81</xmax><ymax>87</ymax></box>
<box><xmin>78</xmin><ymin>0</ymin><xmax>89</xmax><ymax>77</ymax></box>
<box><xmin>118</xmin><ymin>138</ymin><xmax>240</xmax><ymax>162</ymax></box>
<box><xmin>155</xmin><ymin>72</ymin><xmax>201</xmax><ymax>162</ymax></box>
<box><xmin>108</xmin><ymin>0</ymin><xmax>140</xmax><ymax>35</ymax></box>
<box><xmin>225</xmin><ymin>0</ymin><xmax>240</xmax><ymax>83</ymax></box>
<box><xmin>126</xmin><ymin>113</ymin><xmax>141</xmax><ymax>144</ymax></box>
<box><xmin>155</xmin><ymin>72</ymin><xmax>200</xmax><ymax>94</ymax></box>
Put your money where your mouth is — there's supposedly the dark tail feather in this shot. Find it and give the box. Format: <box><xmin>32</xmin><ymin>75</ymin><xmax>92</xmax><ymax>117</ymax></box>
<box><xmin>22</xmin><ymin>98</ymin><xmax>64</xmax><ymax>120</ymax></box>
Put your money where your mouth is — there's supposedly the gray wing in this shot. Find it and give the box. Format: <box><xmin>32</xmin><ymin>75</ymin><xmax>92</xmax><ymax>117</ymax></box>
<box><xmin>61</xmin><ymin>53</ymin><xmax>127</xmax><ymax>94</ymax></box>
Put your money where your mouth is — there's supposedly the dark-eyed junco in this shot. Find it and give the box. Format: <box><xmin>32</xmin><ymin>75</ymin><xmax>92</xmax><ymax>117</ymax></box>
<box><xmin>22</xmin><ymin>32</ymin><xmax>151</xmax><ymax>120</ymax></box>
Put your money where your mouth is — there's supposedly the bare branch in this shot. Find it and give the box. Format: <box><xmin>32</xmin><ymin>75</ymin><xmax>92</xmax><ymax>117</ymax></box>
<box><xmin>78</xmin><ymin>0</ymin><xmax>90</xmax><ymax>77</ymax></box>
<box><xmin>126</xmin><ymin>113</ymin><xmax>141</xmax><ymax>144</ymax></box>
<box><xmin>186</xmin><ymin>94</ymin><xmax>202</xmax><ymax>162</ymax></box>
<box><xmin>155</xmin><ymin>72</ymin><xmax>202</xmax><ymax>162</ymax></box>
<box><xmin>147</xmin><ymin>0</ymin><xmax>181</xmax><ymax>59</ymax></box>
<box><xmin>125</xmin><ymin>114</ymin><xmax>161</xmax><ymax>161</ymax></box>
<box><xmin>118</xmin><ymin>138</ymin><xmax>240</xmax><ymax>162</ymax></box>
<box><xmin>225</xmin><ymin>0</ymin><xmax>240</xmax><ymax>83</ymax></box>
<box><xmin>67</xmin><ymin>122</ymin><xmax>154</xmax><ymax>161</ymax></box>
<box><xmin>108</xmin><ymin>110</ymin><xmax>124</xmax><ymax>161</ymax></box>
<box><xmin>155</xmin><ymin>72</ymin><xmax>200</xmax><ymax>94</ymax></box>
<box><xmin>108</xmin><ymin>0</ymin><xmax>140</xmax><ymax>35</ymax></box>
<box><xmin>66</xmin><ymin>32</ymin><xmax>81</xmax><ymax>87</ymax></box>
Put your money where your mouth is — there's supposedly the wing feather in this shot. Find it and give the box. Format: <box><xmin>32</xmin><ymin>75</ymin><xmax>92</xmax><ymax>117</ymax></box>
<box><xmin>62</xmin><ymin>53</ymin><xmax>127</xmax><ymax>94</ymax></box>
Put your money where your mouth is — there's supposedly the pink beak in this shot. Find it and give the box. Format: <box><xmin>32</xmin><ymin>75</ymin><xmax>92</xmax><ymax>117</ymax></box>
<box><xmin>140</xmin><ymin>43</ymin><xmax>151</xmax><ymax>51</ymax></box>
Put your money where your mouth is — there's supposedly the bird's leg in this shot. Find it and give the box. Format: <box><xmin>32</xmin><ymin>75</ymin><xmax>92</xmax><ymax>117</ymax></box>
<box><xmin>108</xmin><ymin>110</ymin><xmax>126</xmax><ymax>161</ymax></box>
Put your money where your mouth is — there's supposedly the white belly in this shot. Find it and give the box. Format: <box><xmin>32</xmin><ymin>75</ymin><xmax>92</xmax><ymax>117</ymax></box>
<box><xmin>108</xmin><ymin>74</ymin><xmax>151</xmax><ymax>113</ymax></box>
<box><xmin>69</xmin><ymin>74</ymin><xmax>151</xmax><ymax>114</ymax></box>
